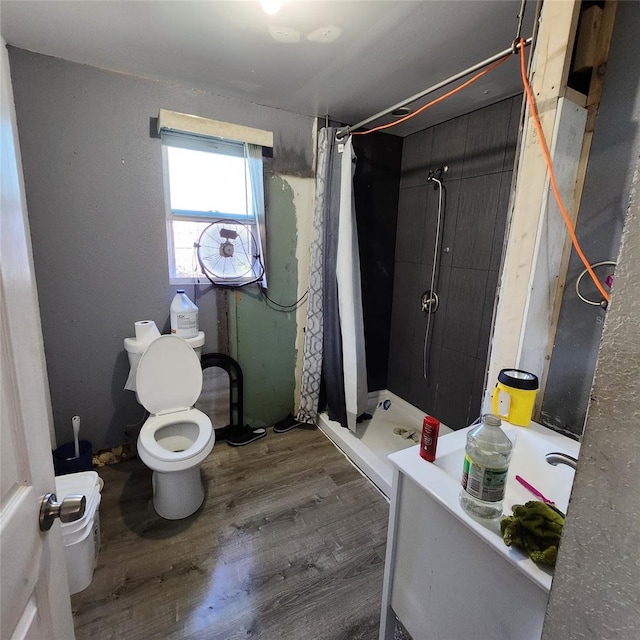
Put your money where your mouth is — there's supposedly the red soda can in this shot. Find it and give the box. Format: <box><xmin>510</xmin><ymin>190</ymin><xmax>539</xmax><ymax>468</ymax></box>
<box><xmin>419</xmin><ymin>415</ymin><xmax>440</xmax><ymax>462</ymax></box>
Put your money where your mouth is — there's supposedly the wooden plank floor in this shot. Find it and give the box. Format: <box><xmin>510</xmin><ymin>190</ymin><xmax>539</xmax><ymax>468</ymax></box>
<box><xmin>71</xmin><ymin>427</ymin><xmax>390</xmax><ymax>640</ymax></box>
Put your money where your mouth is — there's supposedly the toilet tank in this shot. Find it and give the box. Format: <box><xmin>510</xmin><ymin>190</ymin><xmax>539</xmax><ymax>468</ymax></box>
<box><xmin>184</xmin><ymin>332</ymin><xmax>205</xmax><ymax>360</ymax></box>
<box><xmin>124</xmin><ymin>331</ymin><xmax>205</xmax><ymax>363</ymax></box>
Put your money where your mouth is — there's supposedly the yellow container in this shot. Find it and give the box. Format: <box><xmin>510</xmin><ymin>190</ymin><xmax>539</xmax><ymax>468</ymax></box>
<box><xmin>492</xmin><ymin>369</ymin><xmax>539</xmax><ymax>427</ymax></box>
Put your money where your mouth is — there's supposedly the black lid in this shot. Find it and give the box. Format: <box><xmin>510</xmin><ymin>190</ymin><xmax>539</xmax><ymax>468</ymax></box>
<box><xmin>498</xmin><ymin>368</ymin><xmax>539</xmax><ymax>391</ymax></box>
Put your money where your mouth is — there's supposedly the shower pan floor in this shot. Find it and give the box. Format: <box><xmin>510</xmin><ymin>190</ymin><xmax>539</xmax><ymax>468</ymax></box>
<box><xmin>318</xmin><ymin>390</ymin><xmax>452</xmax><ymax>498</ymax></box>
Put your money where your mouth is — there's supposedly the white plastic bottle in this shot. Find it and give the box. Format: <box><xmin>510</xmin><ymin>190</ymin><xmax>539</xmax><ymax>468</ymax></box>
<box><xmin>170</xmin><ymin>290</ymin><xmax>199</xmax><ymax>339</ymax></box>
<box><xmin>459</xmin><ymin>414</ymin><xmax>513</xmax><ymax>520</ymax></box>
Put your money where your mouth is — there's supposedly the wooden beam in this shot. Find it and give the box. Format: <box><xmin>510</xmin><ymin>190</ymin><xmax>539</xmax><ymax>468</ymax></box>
<box><xmin>485</xmin><ymin>0</ymin><xmax>581</xmax><ymax>411</ymax></box>
<box><xmin>536</xmin><ymin>0</ymin><xmax>619</xmax><ymax>417</ymax></box>
<box><xmin>573</xmin><ymin>5</ymin><xmax>603</xmax><ymax>73</ymax></box>
<box><xmin>519</xmin><ymin>97</ymin><xmax>587</xmax><ymax>414</ymax></box>
<box><xmin>562</xmin><ymin>86</ymin><xmax>587</xmax><ymax>108</ymax></box>
<box><xmin>585</xmin><ymin>0</ymin><xmax>619</xmax><ymax>130</ymax></box>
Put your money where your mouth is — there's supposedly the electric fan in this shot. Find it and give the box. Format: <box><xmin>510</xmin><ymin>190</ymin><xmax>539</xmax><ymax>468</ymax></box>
<box><xmin>196</xmin><ymin>220</ymin><xmax>262</xmax><ymax>285</ymax></box>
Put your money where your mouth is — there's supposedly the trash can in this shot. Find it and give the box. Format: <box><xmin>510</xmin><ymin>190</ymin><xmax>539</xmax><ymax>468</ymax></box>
<box><xmin>53</xmin><ymin>440</ymin><xmax>93</xmax><ymax>475</ymax></box>
<box><xmin>54</xmin><ymin>471</ymin><xmax>102</xmax><ymax>595</ymax></box>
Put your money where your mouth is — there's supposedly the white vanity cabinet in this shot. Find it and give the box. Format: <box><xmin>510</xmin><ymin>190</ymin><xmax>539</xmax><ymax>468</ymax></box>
<box><xmin>379</xmin><ymin>423</ymin><xmax>579</xmax><ymax>640</ymax></box>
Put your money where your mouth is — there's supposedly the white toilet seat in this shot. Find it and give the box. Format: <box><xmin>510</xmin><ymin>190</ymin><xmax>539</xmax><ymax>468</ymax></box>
<box><xmin>137</xmin><ymin>408</ymin><xmax>215</xmax><ymax>473</ymax></box>
<box><xmin>135</xmin><ymin>335</ymin><xmax>202</xmax><ymax>414</ymax></box>
<box><xmin>135</xmin><ymin>335</ymin><xmax>214</xmax><ymax>475</ymax></box>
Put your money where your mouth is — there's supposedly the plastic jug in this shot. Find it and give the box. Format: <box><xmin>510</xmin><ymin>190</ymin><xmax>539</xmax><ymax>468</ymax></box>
<box><xmin>492</xmin><ymin>368</ymin><xmax>539</xmax><ymax>427</ymax></box>
<box><xmin>170</xmin><ymin>290</ymin><xmax>199</xmax><ymax>338</ymax></box>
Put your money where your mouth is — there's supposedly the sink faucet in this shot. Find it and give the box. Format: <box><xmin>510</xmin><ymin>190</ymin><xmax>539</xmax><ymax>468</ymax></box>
<box><xmin>545</xmin><ymin>452</ymin><xmax>578</xmax><ymax>470</ymax></box>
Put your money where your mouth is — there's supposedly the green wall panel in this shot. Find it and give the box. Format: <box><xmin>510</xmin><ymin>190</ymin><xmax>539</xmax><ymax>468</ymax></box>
<box><xmin>231</xmin><ymin>176</ymin><xmax>300</xmax><ymax>428</ymax></box>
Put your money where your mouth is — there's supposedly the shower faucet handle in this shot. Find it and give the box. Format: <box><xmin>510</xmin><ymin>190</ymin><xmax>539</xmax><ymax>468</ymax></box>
<box><xmin>421</xmin><ymin>290</ymin><xmax>439</xmax><ymax>313</ymax></box>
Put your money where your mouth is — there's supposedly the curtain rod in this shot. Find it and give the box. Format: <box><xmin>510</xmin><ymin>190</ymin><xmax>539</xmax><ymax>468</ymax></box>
<box><xmin>336</xmin><ymin>37</ymin><xmax>532</xmax><ymax>139</ymax></box>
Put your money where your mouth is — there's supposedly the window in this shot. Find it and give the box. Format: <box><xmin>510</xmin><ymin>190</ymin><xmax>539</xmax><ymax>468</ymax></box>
<box><xmin>158</xmin><ymin>110</ymin><xmax>271</xmax><ymax>286</ymax></box>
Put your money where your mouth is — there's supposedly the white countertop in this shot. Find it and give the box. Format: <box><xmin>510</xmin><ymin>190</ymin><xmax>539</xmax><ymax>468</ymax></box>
<box><xmin>388</xmin><ymin>420</ymin><xmax>580</xmax><ymax>592</ymax></box>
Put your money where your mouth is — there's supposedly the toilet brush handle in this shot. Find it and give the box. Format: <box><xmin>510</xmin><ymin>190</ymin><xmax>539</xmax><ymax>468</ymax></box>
<box><xmin>72</xmin><ymin>416</ymin><xmax>80</xmax><ymax>459</ymax></box>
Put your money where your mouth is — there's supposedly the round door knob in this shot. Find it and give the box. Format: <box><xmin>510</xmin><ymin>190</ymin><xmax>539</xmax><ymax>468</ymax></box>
<box><xmin>39</xmin><ymin>493</ymin><xmax>86</xmax><ymax>531</ymax></box>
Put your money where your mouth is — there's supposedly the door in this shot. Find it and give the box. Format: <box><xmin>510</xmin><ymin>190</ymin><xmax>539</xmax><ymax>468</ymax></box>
<box><xmin>1</xmin><ymin>40</ymin><xmax>76</xmax><ymax>639</ymax></box>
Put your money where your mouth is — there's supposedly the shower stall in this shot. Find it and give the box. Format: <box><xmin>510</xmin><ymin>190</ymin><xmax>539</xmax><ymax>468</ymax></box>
<box><xmin>318</xmin><ymin>95</ymin><xmax>521</xmax><ymax>496</ymax></box>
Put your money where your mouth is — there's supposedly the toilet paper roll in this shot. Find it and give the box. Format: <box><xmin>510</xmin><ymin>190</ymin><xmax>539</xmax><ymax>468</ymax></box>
<box><xmin>134</xmin><ymin>320</ymin><xmax>160</xmax><ymax>344</ymax></box>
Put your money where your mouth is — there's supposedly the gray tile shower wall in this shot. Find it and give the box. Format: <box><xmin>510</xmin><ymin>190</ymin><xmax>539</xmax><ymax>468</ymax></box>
<box><xmin>388</xmin><ymin>95</ymin><xmax>522</xmax><ymax>429</ymax></box>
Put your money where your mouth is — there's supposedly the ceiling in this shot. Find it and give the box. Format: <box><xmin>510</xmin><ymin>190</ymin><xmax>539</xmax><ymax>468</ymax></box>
<box><xmin>0</xmin><ymin>0</ymin><xmax>534</xmax><ymax>136</ymax></box>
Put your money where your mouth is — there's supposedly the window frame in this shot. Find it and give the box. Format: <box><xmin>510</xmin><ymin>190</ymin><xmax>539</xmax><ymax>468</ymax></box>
<box><xmin>160</xmin><ymin>130</ymin><xmax>264</xmax><ymax>286</ymax></box>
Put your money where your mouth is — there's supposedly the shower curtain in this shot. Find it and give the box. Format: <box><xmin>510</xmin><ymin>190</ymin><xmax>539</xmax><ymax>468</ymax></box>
<box><xmin>297</xmin><ymin>127</ymin><xmax>368</xmax><ymax>432</ymax></box>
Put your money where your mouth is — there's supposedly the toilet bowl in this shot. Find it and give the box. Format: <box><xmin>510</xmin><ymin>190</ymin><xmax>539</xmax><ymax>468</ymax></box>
<box><xmin>134</xmin><ymin>335</ymin><xmax>214</xmax><ymax>519</ymax></box>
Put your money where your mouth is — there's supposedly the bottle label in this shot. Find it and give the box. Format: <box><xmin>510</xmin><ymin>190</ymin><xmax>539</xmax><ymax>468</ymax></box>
<box><xmin>461</xmin><ymin>455</ymin><xmax>508</xmax><ymax>502</ymax></box>
<box><xmin>176</xmin><ymin>313</ymin><xmax>197</xmax><ymax>331</ymax></box>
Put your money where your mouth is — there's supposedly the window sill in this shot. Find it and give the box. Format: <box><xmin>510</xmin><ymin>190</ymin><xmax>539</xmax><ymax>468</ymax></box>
<box><xmin>170</xmin><ymin>276</ymin><xmax>209</xmax><ymax>286</ymax></box>
<box><xmin>170</xmin><ymin>276</ymin><xmax>267</xmax><ymax>287</ymax></box>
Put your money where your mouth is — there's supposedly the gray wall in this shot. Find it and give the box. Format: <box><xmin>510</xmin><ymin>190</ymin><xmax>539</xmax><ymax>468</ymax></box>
<box><xmin>8</xmin><ymin>48</ymin><xmax>315</xmax><ymax>451</ymax></box>
<box><xmin>388</xmin><ymin>95</ymin><xmax>520</xmax><ymax>429</ymax></box>
<box><xmin>541</xmin><ymin>0</ymin><xmax>640</xmax><ymax>438</ymax></box>
<box><xmin>543</xmin><ymin>161</ymin><xmax>640</xmax><ymax>640</ymax></box>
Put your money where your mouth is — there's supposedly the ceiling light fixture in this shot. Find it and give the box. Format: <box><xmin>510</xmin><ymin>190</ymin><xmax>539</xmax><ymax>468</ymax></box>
<box><xmin>260</xmin><ymin>0</ymin><xmax>285</xmax><ymax>15</ymax></box>
<box><xmin>391</xmin><ymin>107</ymin><xmax>412</xmax><ymax>117</ymax></box>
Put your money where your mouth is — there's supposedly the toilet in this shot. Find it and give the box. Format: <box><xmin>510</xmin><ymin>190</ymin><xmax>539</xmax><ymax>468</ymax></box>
<box><xmin>133</xmin><ymin>335</ymin><xmax>215</xmax><ymax>519</ymax></box>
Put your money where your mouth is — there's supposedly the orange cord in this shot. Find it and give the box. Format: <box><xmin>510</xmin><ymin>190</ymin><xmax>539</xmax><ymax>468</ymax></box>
<box><xmin>350</xmin><ymin>37</ymin><xmax>611</xmax><ymax>304</ymax></box>
<box><xmin>351</xmin><ymin>54</ymin><xmax>511</xmax><ymax>136</ymax></box>
<box><xmin>518</xmin><ymin>38</ymin><xmax>610</xmax><ymax>303</ymax></box>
